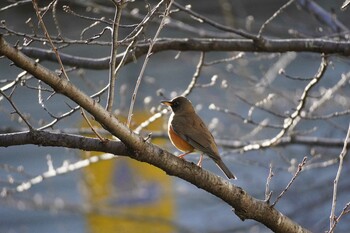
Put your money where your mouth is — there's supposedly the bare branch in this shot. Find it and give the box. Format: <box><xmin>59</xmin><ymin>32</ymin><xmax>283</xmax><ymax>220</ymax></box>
<box><xmin>0</xmin><ymin>130</ymin><xmax>128</xmax><ymax>155</ymax></box>
<box><xmin>329</xmin><ymin>123</ymin><xmax>350</xmax><ymax>232</ymax></box>
<box><xmin>307</xmin><ymin>71</ymin><xmax>350</xmax><ymax>114</ymax></box>
<box><xmin>173</xmin><ymin>2</ymin><xmax>257</xmax><ymax>40</ymax></box>
<box><xmin>241</xmin><ymin>56</ymin><xmax>327</xmax><ymax>152</ymax></box>
<box><xmin>271</xmin><ymin>157</ymin><xmax>307</xmax><ymax>208</ymax></box>
<box><xmin>127</xmin><ymin>0</ymin><xmax>173</xmax><ymax>127</ymax></box>
<box><xmin>0</xmin><ymin>89</ymin><xmax>33</xmax><ymax>130</ymax></box>
<box><xmin>0</xmin><ymin>33</ymin><xmax>312</xmax><ymax>233</ymax></box>
<box><xmin>182</xmin><ymin>52</ymin><xmax>205</xmax><ymax>97</ymax></box>
<box><xmin>329</xmin><ymin>202</ymin><xmax>350</xmax><ymax>233</ymax></box>
<box><xmin>0</xmin><ymin>0</ymin><xmax>30</xmax><ymax>12</ymax></box>
<box><xmin>216</xmin><ymin>135</ymin><xmax>350</xmax><ymax>150</ymax></box>
<box><xmin>17</xmin><ymin>38</ymin><xmax>350</xmax><ymax>71</ymax></box>
<box><xmin>342</xmin><ymin>0</ymin><xmax>350</xmax><ymax>10</ymax></box>
<box><xmin>32</xmin><ymin>0</ymin><xmax>69</xmax><ymax>80</ymax></box>
<box><xmin>210</xmin><ymin>104</ymin><xmax>283</xmax><ymax>129</ymax></box>
<box><xmin>265</xmin><ymin>163</ymin><xmax>274</xmax><ymax>203</ymax></box>
<box><xmin>258</xmin><ymin>0</ymin><xmax>296</xmax><ymax>38</ymax></box>
<box><xmin>52</xmin><ymin>0</ymin><xmax>62</xmax><ymax>37</ymax></box>
<box><xmin>106</xmin><ymin>1</ymin><xmax>125</xmax><ymax>112</ymax></box>
<box><xmin>81</xmin><ymin>109</ymin><xmax>107</xmax><ymax>142</ymax></box>
<box><xmin>203</xmin><ymin>52</ymin><xmax>244</xmax><ymax>66</ymax></box>
<box><xmin>62</xmin><ymin>5</ymin><xmax>113</xmax><ymax>26</ymax></box>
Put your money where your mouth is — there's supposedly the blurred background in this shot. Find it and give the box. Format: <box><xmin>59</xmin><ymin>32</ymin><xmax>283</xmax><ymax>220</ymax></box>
<box><xmin>1</xmin><ymin>0</ymin><xmax>350</xmax><ymax>232</ymax></box>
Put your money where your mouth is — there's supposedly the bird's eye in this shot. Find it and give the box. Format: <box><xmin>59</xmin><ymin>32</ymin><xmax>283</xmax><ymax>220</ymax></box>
<box><xmin>171</xmin><ymin>101</ymin><xmax>179</xmax><ymax>110</ymax></box>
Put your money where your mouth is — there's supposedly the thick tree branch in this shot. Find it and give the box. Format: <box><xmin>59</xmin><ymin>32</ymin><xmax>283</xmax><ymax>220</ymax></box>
<box><xmin>19</xmin><ymin>37</ymin><xmax>350</xmax><ymax>70</ymax></box>
<box><xmin>0</xmin><ymin>130</ymin><xmax>129</xmax><ymax>155</ymax></box>
<box><xmin>0</xmin><ymin>35</ymin><xmax>311</xmax><ymax>233</ymax></box>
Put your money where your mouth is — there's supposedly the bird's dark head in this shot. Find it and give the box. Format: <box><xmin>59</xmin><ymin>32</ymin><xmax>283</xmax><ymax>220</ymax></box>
<box><xmin>161</xmin><ymin>96</ymin><xmax>194</xmax><ymax>114</ymax></box>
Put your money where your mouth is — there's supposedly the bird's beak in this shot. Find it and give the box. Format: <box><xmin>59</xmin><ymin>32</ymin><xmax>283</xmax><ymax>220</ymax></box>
<box><xmin>161</xmin><ymin>100</ymin><xmax>172</xmax><ymax>106</ymax></box>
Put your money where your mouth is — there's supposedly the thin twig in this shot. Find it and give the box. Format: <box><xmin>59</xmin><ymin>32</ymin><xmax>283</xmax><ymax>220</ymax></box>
<box><xmin>0</xmin><ymin>89</ymin><xmax>33</xmax><ymax>130</ymax></box>
<box><xmin>342</xmin><ymin>0</ymin><xmax>350</xmax><ymax>10</ymax></box>
<box><xmin>81</xmin><ymin>109</ymin><xmax>106</xmax><ymax>142</ymax></box>
<box><xmin>0</xmin><ymin>0</ymin><xmax>31</xmax><ymax>12</ymax></box>
<box><xmin>235</xmin><ymin>93</ymin><xmax>286</xmax><ymax>118</ymax></box>
<box><xmin>37</xmin><ymin>82</ymin><xmax>108</xmax><ymax>130</ymax></box>
<box><xmin>173</xmin><ymin>1</ymin><xmax>257</xmax><ymax>40</ymax></box>
<box><xmin>242</xmin><ymin>56</ymin><xmax>327</xmax><ymax>152</ymax></box>
<box><xmin>329</xmin><ymin>202</ymin><xmax>350</xmax><ymax>233</ymax></box>
<box><xmin>258</xmin><ymin>0</ymin><xmax>296</xmax><ymax>37</ymax></box>
<box><xmin>63</xmin><ymin>5</ymin><xmax>113</xmax><ymax>25</ymax></box>
<box><xmin>329</xmin><ymin>123</ymin><xmax>350</xmax><ymax>233</ymax></box>
<box><xmin>209</xmin><ymin>104</ymin><xmax>283</xmax><ymax>129</ymax></box>
<box><xmin>52</xmin><ymin>0</ymin><xmax>62</xmax><ymax>37</ymax></box>
<box><xmin>195</xmin><ymin>75</ymin><xmax>218</xmax><ymax>88</ymax></box>
<box><xmin>265</xmin><ymin>163</ymin><xmax>274</xmax><ymax>203</ymax></box>
<box><xmin>271</xmin><ymin>156</ymin><xmax>307</xmax><ymax>207</ymax></box>
<box><xmin>182</xmin><ymin>52</ymin><xmax>205</xmax><ymax>96</ymax></box>
<box><xmin>203</xmin><ymin>52</ymin><xmax>244</xmax><ymax>66</ymax></box>
<box><xmin>247</xmin><ymin>94</ymin><xmax>277</xmax><ymax>121</ymax></box>
<box><xmin>32</xmin><ymin>0</ymin><xmax>69</xmax><ymax>80</ymax></box>
<box><xmin>308</xmin><ymin>71</ymin><xmax>350</xmax><ymax>114</ymax></box>
<box><xmin>279</xmin><ymin>69</ymin><xmax>313</xmax><ymax>81</ymax></box>
<box><xmin>127</xmin><ymin>0</ymin><xmax>173</xmax><ymax>127</ymax></box>
<box><xmin>106</xmin><ymin>1</ymin><xmax>125</xmax><ymax>112</ymax></box>
<box><xmin>305</xmin><ymin>109</ymin><xmax>350</xmax><ymax>120</ymax></box>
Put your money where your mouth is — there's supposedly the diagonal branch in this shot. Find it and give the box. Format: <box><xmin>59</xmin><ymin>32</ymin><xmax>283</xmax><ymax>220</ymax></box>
<box><xmin>241</xmin><ymin>56</ymin><xmax>327</xmax><ymax>152</ymax></box>
<box><xmin>0</xmin><ymin>34</ymin><xmax>311</xmax><ymax>233</ymax></box>
<box><xmin>32</xmin><ymin>0</ymin><xmax>69</xmax><ymax>80</ymax></box>
<box><xmin>0</xmin><ymin>89</ymin><xmax>33</xmax><ymax>130</ymax></box>
<box><xmin>271</xmin><ymin>157</ymin><xmax>307</xmax><ymax>207</ymax></box>
<box><xmin>329</xmin><ymin>123</ymin><xmax>350</xmax><ymax>232</ymax></box>
<box><xmin>258</xmin><ymin>0</ymin><xmax>296</xmax><ymax>37</ymax></box>
<box><xmin>127</xmin><ymin>0</ymin><xmax>173</xmax><ymax>127</ymax></box>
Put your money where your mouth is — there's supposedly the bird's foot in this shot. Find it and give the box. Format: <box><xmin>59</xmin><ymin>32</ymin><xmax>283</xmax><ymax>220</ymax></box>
<box><xmin>197</xmin><ymin>154</ymin><xmax>203</xmax><ymax>167</ymax></box>
<box><xmin>178</xmin><ymin>151</ymin><xmax>191</xmax><ymax>159</ymax></box>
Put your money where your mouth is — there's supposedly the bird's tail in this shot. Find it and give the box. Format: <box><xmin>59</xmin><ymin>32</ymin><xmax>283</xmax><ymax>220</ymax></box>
<box><xmin>215</xmin><ymin>159</ymin><xmax>236</xmax><ymax>180</ymax></box>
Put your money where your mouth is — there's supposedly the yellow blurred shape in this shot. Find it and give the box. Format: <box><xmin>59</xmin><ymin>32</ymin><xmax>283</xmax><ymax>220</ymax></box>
<box><xmin>81</xmin><ymin>111</ymin><xmax>174</xmax><ymax>233</ymax></box>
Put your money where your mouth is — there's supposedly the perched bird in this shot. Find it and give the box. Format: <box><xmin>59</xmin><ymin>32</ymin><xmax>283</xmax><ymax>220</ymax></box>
<box><xmin>161</xmin><ymin>96</ymin><xmax>236</xmax><ymax>180</ymax></box>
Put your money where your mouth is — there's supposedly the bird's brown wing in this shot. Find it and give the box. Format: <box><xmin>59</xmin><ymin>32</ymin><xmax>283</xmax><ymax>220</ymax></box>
<box><xmin>171</xmin><ymin>113</ymin><xmax>220</xmax><ymax>162</ymax></box>
<box><xmin>172</xmin><ymin>112</ymin><xmax>236</xmax><ymax>179</ymax></box>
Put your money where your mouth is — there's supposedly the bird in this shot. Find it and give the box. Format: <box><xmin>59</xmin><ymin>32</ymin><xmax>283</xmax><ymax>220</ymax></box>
<box><xmin>161</xmin><ymin>96</ymin><xmax>236</xmax><ymax>180</ymax></box>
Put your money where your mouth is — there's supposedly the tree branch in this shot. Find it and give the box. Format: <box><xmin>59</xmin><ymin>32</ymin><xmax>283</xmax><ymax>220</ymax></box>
<box><xmin>329</xmin><ymin>123</ymin><xmax>350</xmax><ymax>232</ymax></box>
<box><xmin>106</xmin><ymin>0</ymin><xmax>125</xmax><ymax>112</ymax></box>
<box><xmin>216</xmin><ymin>135</ymin><xmax>350</xmax><ymax>149</ymax></box>
<box><xmin>19</xmin><ymin>37</ymin><xmax>350</xmax><ymax>70</ymax></box>
<box><xmin>0</xmin><ymin>34</ymin><xmax>311</xmax><ymax>233</ymax></box>
<box><xmin>0</xmin><ymin>130</ymin><xmax>129</xmax><ymax>155</ymax></box>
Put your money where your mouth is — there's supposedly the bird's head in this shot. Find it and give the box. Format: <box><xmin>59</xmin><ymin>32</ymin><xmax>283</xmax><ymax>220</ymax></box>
<box><xmin>161</xmin><ymin>96</ymin><xmax>195</xmax><ymax>114</ymax></box>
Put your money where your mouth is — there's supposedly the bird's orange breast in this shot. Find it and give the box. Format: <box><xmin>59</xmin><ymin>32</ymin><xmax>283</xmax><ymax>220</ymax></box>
<box><xmin>168</xmin><ymin>125</ymin><xmax>194</xmax><ymax>152</ymax></box>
